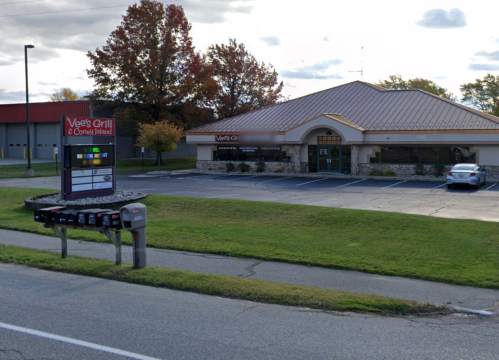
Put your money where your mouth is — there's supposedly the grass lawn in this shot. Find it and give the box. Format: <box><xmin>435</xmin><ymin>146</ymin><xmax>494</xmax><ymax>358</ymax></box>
<box><xmin>0</xmin><ymin>157</ymin><xmax>196</xmax><ymax>179</ymax></box>
<box><xmin>1</xmin><ymin>187</ymin><xmax>499</xmax><ymax>289</ymax></box>
<box><xmin>0</xmin><ymin>245</ymin><xmax>437</xmax><ymax>316</ymax></box>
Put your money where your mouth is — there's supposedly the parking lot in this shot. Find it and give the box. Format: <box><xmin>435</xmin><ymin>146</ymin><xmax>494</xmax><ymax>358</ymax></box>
<box><xmin>119</xmin><ymin>172</ymin><xmax>499</xmax><ymax>222</ymax></box>
<box><xmin>2</xmin><ymin>172</ymin><xmax>499</xmax><ymax>221</ymax></box>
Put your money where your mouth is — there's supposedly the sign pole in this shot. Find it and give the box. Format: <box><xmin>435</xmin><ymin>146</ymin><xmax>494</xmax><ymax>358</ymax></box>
<box><xmin>60</xmin><ymin>117</ymin><xmax>65</xmax><ymax>198</ymax></box>
<box><xmin>141</xmin><ymin>147</ymin><xmax>144</xmax><ymax>171</ymax></box>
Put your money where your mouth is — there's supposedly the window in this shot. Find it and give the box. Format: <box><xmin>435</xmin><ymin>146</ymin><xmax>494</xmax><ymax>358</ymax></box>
<box><xmin>439</xmin><ymin>147</ymin><xmax>476</xmax><ymax>164</ymax></box>
<box><xmin>341</xmin><ymin>146</ymin><xmax>351</xmax><ymax>173</ymax></box>
<box><xmin>318</xmin><ymin>136</ymin><xmax>341</xmax><ymax>145</ymax></box>
<box><xmin>381</xmin><ymin>147</ymin><xmax>410</xmax><ymax>163</ymax></box>
<box><xmin>410</xmin><ymin>147</ymin><xmax>439</xmax><ymax>164</ymax></box>
<box><xmin>371</xmin><ymin>146</ymin><xmax>476</xmax><ymax>165</ymax></box>
<box><xmin>214</xmin><ymin>146</ymin><xmax>288</xmax><ymax>162</ymax></box>
<box><xmin>261</xmin><ymin>147</ymin><xmax>282</xmax><ymax>162</ymax></box>
<box><xmin>308</xmin><ymin>145</ymin><xmax>318</xmax><ymax>172</ymax></box>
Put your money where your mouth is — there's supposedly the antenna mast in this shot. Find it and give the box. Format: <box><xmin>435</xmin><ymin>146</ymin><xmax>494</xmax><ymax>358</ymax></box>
<box><xmin>349</xmin><ymin>46</ymin><xmax>364</xmax><ymax>79</ymax></box>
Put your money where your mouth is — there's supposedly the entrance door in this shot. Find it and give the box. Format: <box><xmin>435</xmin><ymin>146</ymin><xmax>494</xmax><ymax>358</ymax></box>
<box><xmin>318</xmin><ymin>146</ymin><xmax>329</xmax><ymax>172</ymax></box>
<box><xmin>317</xmin><ymin>145</ymin><xmax>341</xmax><ymax>172</ymax></box>
<box><xmin>330</xmin><ymin>146</ymin><xmax>340</xmax><ymax>172</ymax></box>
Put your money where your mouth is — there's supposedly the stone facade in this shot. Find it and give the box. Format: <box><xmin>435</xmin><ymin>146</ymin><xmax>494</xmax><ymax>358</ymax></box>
<box><xmin>358</xmin><ymin>163</ymin><xmax>452</xmax><ymax>177</ymax></box>
<box><xmin>351</xmin><ymin>145</ymin><xmax>359</xmax><ymax>175</ymax></box>
<box><xmin>358</xmin><ymin>163</ymin><xmax>499</xmax><ymax>179</ymax></box>
<box><xmin>197</xmin><ymin>160</ymin><xmax>295</xmax><ymax>174</ymax></box>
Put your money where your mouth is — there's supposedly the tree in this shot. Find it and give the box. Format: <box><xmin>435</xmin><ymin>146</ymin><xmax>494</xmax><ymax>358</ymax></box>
<box><xmin>461</xmin><ymin>74</ymin><xmax>499</xmax><ymax>117</ymax></box>
<box><xmin>136</xmin><ymin>121</ymin><xmax>184</xmax><ymax>168</ymax></box>
<box><xmin>376</xmin><ymin>75</ymin><xmax>455</xmax><ymax>100</ymax></box>
<box><xmin>87</xmin><ymin>1</ymin><xmax>208</xmax><ymax>131</ymax></box>
<box><xmin>205</xmin><ymin>39</ymin><xmax>284</xmax><ymax>119</ymax></box>
<box><xmin>50</xmin><ymin>88</ymin><xmax>81</xmax><ymax>102</ymax></box>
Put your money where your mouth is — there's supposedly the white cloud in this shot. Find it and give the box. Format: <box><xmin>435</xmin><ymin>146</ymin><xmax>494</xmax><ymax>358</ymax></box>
<box><xmin>416</xmin><ymin>8</ymin><xmax>466</xmax><ymax>29</ymax></box>
<box><xmin>468</xmin><ymin>64</ymin><xmax>499</xmax><ymax>71</ymax></box>
<box><xmin>280</xmin><ymin>59</ymin><xmax>343</xmax><ymax>80</ymax></box>
<box><xmin>259</xmin><ymin>36</ymin><xmax>281</xmax><ymax>46</ymax></box>
<box><xmin>475</xmin><ymin>50</ymin><xmax>499</xmax><ymax>61</ymax></box>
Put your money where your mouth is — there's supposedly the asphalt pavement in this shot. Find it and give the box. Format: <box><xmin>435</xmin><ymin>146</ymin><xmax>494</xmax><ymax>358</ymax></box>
<box><xmin>3</xmin><ymin>171</ymin><xmax>499</xmax><ymax>221</ymax></box>
<box><xmin>1</xmin><ymin>228</ymin><xmax>498</xmax><ymax>312</ymax></box>
<box><xmin>1</xmin><ymin>263</ymin><xmax>499</xmax><ymax>360</ymax></box>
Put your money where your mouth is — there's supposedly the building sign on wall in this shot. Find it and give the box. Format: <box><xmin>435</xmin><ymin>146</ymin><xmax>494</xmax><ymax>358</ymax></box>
<box><xmin>215</xmin><ymin>134</ymin><xmax>240</xmax><ymax>142</ymax></box>
<box><xmin>65</xmin><ymin>117</ymin><xmax>114</xmax><ymax>136</ymax></box>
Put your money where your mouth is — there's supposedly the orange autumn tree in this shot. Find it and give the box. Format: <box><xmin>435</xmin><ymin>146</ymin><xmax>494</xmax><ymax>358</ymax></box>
<box><xmin>205</xmin><ymin>39</ymin><xmax>284</xmax><ymax>119</ymax></box>
<box><xmin>87</xmin><ymin>1</ymin><xmax>212</xmax><ymax>131</ymax></box>
<box><xmin>136</xmin><ymin>121</ymin><xmax>184</xmax><ymax>169</ymax></box>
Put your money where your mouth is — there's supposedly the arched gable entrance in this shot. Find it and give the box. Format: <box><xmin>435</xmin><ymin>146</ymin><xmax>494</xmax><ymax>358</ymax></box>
<box><xmin>301</xmin><ymin>128</ymin><xmax>351</xmax><ymax>173</ymax></box>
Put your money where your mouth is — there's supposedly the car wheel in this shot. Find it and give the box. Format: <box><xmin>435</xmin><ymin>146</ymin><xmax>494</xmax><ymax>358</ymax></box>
<box><xmin>447</xmin><ymin>184</ymin><xmax>452</xmax><ymax>189</ymax></box>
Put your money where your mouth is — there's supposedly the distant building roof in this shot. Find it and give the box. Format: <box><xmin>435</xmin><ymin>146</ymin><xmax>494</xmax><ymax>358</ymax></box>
<box><xmin>0</xmin><ymin>101</ymin><xmax>91</xmax><ymax>123</ymax></box>
<box><xmin>188</xmin><ymin>81</ymin><xmax>499</xmax><ymax>133</ymax></box>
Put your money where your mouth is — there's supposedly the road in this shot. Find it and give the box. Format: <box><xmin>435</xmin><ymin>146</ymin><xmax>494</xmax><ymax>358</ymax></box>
<box><xmin>3</xmin><ymin>172</ymin><xmax>499</xmax><ymax>221</ymax></box>
<box><xmin>1</xmin><ymin>228</ymin><xmax>499</xmax><ymax>312</ymax></box>
<box><xmin>1</xmin><ymin>263</ymin><xmax>499</xmax><ymax>360</ymax></box>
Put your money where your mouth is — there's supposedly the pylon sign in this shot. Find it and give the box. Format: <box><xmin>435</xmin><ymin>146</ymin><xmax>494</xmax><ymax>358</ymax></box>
<box><xmin>61</xmin><ymin>116</ymin><xmax>116</xmax><ymax>200</ymax></box>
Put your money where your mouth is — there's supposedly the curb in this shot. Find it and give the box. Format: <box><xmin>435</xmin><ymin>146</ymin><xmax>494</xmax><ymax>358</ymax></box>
<box><xmin>451</xmin><ymin>306</ymin><xmax>495</xmax><ymax>316</ymax></box>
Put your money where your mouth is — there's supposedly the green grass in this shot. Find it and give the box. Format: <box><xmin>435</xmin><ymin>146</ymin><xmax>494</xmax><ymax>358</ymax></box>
<box><xmin>0</xmin><ymin>157</ymin><xmax>196</xmax><ymax>178</ymax></box>
<box><xmin>0</xmin><ymin>244</ymin><xmax>439</xmax><ymax>316</ymax></box>
<box><xmin>2</xmin><ymin>187</ymin><xmax>499</xmax><ymax>289</ymax></box>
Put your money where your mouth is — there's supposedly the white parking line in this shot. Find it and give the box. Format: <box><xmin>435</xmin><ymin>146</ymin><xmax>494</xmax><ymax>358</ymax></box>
<box><xmin>185</xmin><ymin>175</ymin><xmax>219</xmax><ymax>180</ymax></box>
<box><xmin>433</xmin><ymin>183</ymin><xmax>447</xmax><ymax>189</ymax></box>
<box><xmin>382</xmin><ymin>180</ymin><xmax>407</xmax><ymax>189</ymax></box>
<box><xmin>228</xmin><ymin>175</ymin><xmax>259</xmax><ymax>181</ymax></box>
<box><xmin>0</xmin><ymin>321</ymin><xmax>161</xmax><ymax>360</ymax></box>
<box><xmin>296</xmin><ymin>178</ymin><xmax>327</xmax><ymax>186</ymax></box>
<box><xmin>484</xmin><ymin>183</ymin><xmax>498</xmax><ymax>191</ymax></box>
<box><xmin>337</xmin><ymin>179</ymin><xmax>366</xmax><ymax>188</ymax></box>
<box><xmin>206</xmin><ymin>194</ymin><xmax>241</xmax><ymax>198</ymax></box>
<box><xmin>260</xmin><ymin>176</ymin><xmax>292</xmax><ymax>183</ymax></box>
<box><xmin>306</xmin><ymin>198</ymin><xmax>337</xmax><ymax>205</ymax></box>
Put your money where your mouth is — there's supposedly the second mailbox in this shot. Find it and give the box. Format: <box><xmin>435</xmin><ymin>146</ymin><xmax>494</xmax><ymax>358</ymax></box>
<box><xmin>120</xmin><ymin>203</ymin><xmax>147</xmax><ymax>229</ymax></box>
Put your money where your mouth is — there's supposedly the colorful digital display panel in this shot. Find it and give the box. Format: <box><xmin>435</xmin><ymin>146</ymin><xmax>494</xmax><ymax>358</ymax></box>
<box><xmin>64</xmin><ymin>145</ymin><xmax>114</xmax><ymax>168</ymax></box>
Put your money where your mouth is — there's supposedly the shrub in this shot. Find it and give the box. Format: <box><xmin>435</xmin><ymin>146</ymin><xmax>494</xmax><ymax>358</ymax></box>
<box><xmin>433</xmin><ymin>164</ymin><xmax>445</xmax><ymax>177</ymax></box>
<box><xmin>384</xmin><ymin>170</ymin><xmax>396</xmax><ymax>177</ymax></box>
<box><xmin>274</xmin><ymin>168</ymin><xmax>283</xmax><ymax>173</ymax></box>
<box><xmin>256</xmin><ymin>161</ymin><xmax>265</xmax><ymax>173</ymax></box>
<box><xmin>414</xmin><ymin>163</ymin><xmax>424</xmax><ymax>175</ymax></box>
<box><xmin>238</xmin><ymin>163</ymin><xmax>250</xmax><ymax>173</ymax></box>
<box><xmin>369</xmin><ymin>169</ymin><xmax>385</xmax><ymax>176</ymax></box>
<box><xmin>226</xmin><ymin>162</ymin><xmax>235</xmax><ymax>173</ymax></box>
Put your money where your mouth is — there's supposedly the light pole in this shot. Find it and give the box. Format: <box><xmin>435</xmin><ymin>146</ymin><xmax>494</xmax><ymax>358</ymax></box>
<box><xmin>25</xmin><ymin>44</ymin><xmax>35</xmax><ymax>177</ymax></box>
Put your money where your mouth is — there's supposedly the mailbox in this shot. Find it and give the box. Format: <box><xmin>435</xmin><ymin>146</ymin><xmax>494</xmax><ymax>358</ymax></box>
<box><xmin>120</xmin><ymin>203</ymin><xmax>147</xmax><ymax>269</ymax></box>
<box><xmin>77</xmin><ymin>209</ymin><xmax>108</xmax><ymax>226</ymax></box>
<box><xmin>54</xmin><ymin>210</ymin><xmax>78</xmax><ymax>225</ymax></box>
<box><xmin>38</xmin><ymin>206</ymin><xmax>66</xmax><ymax>224</ymax></box>
<box><xmin>102</xmin><ymin>211</ymin><xmax>121</xmax><ymax>228</ymax></box>
<box><xmin>87</xmin><ymin>209</ymin><xmax>112</xmax><ymax>227</ymax></box>
<box><xmin>120</xmin><ymin>203</ymin><xmax>147</xmax><ymax>230</ymax></box>
<box><xmin>34</xmin><ymin>209</ymin><xmax>41</xmax><ymax>222</ymax></box>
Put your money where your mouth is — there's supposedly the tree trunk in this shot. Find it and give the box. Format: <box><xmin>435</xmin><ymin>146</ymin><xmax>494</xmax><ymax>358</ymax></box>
<box><xmin>156</xmin><ymin>151</ymin><xmax>162</xmax><ymax>170</ymax></box>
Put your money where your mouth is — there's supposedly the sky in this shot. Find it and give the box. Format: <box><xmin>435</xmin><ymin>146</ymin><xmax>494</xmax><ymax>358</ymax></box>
<box><xmin>1</xmin><ymin>0</ymin><xmax>498</xmax><ymax>105</ymax></box>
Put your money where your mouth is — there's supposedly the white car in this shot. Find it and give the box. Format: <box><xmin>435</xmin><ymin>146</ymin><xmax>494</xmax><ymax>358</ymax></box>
<box><xmin>447</xmin><ymin>163</ymin><xmax>486</xmax><ymax>189</ymax></box>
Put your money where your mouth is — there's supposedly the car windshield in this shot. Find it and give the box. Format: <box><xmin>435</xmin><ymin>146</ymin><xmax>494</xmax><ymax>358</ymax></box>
<box><xmin>452</xmin><ymin>165</ymin><xmax>475</xmax><ymax>171</ymax></box>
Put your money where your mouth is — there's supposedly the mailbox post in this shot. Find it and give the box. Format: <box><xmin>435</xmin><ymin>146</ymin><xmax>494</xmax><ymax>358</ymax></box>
<box><xmin>120</xmin><ymin>203</ymin><xmax>147</xmax><ymax>269</ymax></box>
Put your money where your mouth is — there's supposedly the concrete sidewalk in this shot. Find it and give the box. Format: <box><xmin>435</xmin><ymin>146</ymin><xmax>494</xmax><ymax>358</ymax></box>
<box><xmin>1</xmin><ymin>228</ymin><xmax>498</xmax><ymax>312</ymax></box>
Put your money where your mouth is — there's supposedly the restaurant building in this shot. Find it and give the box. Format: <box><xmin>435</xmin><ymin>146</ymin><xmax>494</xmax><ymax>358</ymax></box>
<box><xmin>186</xmin><ymin>81</ymin><xmax>499</xmax><ymax>177</ymax></box>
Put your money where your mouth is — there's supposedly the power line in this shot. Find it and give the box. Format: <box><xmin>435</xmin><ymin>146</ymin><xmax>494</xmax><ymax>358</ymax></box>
<box><xmin>0</xmin><ymin>0</ymin><xmax>44</xmax><ymax>5</ymax></box>
<box><xmin>0</xmin><ymin>1</ymin><xmax>181</xmax><ymax>17</ymax></box>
